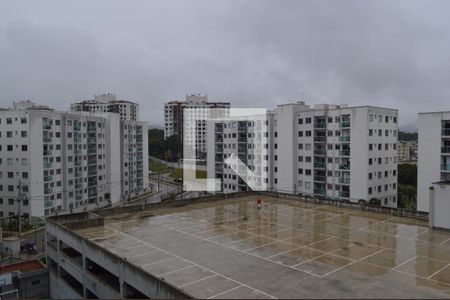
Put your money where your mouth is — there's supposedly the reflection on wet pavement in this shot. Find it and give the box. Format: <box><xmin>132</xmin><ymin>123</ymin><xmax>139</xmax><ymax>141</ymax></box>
<box><xmin>74</xmin><ymin>195</ymin><xmax>450</xmax><ymax>298</ymax></box>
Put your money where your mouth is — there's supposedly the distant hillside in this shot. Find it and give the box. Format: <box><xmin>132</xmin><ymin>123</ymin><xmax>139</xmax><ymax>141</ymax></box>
<box><xmin>398</xmin><ymin>131</ymin><xmax>418</xmax><ymax>141</ymax></box>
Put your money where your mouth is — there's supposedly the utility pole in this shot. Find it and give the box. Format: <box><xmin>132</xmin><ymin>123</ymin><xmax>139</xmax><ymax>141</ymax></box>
<box><xmin>17</xmin><ymin>180</ymin><xmax>22</xmax><ymax>237</ymax></box>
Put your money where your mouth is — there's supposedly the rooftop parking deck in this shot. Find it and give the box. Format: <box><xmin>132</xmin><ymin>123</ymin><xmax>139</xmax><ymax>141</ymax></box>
<box><xmin>74</xmin><ymin>195</ymin><xmax>450</xmax><ymax>298</ymax></box>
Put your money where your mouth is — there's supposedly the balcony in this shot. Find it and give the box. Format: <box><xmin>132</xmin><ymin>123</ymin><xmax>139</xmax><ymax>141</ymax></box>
<box><xmin>74</xmin><ymin>124</ymin><xmax>81</xmax><ymax>131</ymax></box>
<box><xmin>314</xmin><ymin>162</ymin><xmax>326</xmax><ymax>169</ymax></box>
<box><xmin>88</xmin><ymin>170</ymin><xmax>97</xmax><ymax>177</ymax></box>
<box><xmin>314</xmin><ymin>175</ymin><xmax>326</xmax><ymax>182</ymax></box>
<box><xmin>74</xmin><ymin>160</ymin><xmax>82</xmax><ymax>166</ymax></box>
<box><xmin>43</xmin><ymin>150</ymin><xmax>52</xmax><ymax>156</ymax></box>
<box><xmin>44</xmin><ymin>176</ymin><xmax>53</xmax><ymax>182</ymax></box>
<box><xmin>75</xmin><ymin>195</ymin><xmax>83</xmax><ymax>201</ymax></box>
<box><xmin>339</xmin><ymin>136</ymin><xmax>351</xmax><ymax>143</ymax></box>
<box><xmin>314</xmin><ymin>188</ymin><xmax>326</xmax><ymax>196</ymax></box>
<box><xmin>44</xmin><ymin>188</ymin><xmax>53</xmax><ymax>195</ymax></box>
<box><xmin>74</xmin><ymin>149</ymin><xmax>82</xmax><ymax>155</ymax></box>
<box><xmin>314</xmin><ymin>149</ymin><xmax>326</xmax><ymax>156</ymax></box>
<box><xmin>44</xmin><ymin>162</ymin><xmax>52</xmax><ymax>169</ymax></box>
<box><xmin>43</xmin><ymin>137</ymin><xmax>52</xmax><ymax>143</ymax></box>
<box><xmin>442</xmin><ymin>129</ymin><xmax>450</xmax><ymax>136</ymax></box>
<box><xmin>339</xmin><ymin>177</ymin><xmax>350</xmax><ymax>184</ymax></box>
<box><xmin>75</xmin><ymin>184</ymin><xmax>82</xmax><ymax>189</ymax></box>
<box><xmin>87</xmin><ymin>138</ymin><xmax>97</xmax><ymax>144</ymax></box>
<box><xmin>339</xmin><ymin>191</ymin><xmax>350</xmax><ymax>198</ymax></box>
<box><xmin>442</xmin><ymin>164</ymin><xmax>450</xmax><ymax>171</ymax></box>
<box><xmin>42</xmin><ymin>123</ymin><xmax>52</xmax><ymax>130</ymax></box>
<box><xmin>314</xmin><ymin>136</ymin><xmax>327</xmax><ymax>143</ymax></box>
<box><xmin>314</xmin><ymin>122</ymin><xmax>326</xmax><ymax>129</ymax></box>
<box><xmin>442</xmin><ymin>147</ymin><xmax>450</xmax><ymax>154</ymax></box>
<box><xmin>87</xmin><ymin>149</ymin><xmax>97</xmax><ymax>155</ymax></box>
<box><xmin>340</xmin><ymin>120</ymin><xmax>350</xmax><ymax>128</ymax></box>
<box><xmin>88</xmin><ymin>159</ymin><xmax>96</xmax><ymax>165</ymax></box>
<box><xmin>339</xmin><ymin>150</ymin><xmax>351</xmax><ymax>156</ymax></box>
<box><xmin>74</xmin><ymin>172</ymin><xmax>82</xmax><ymax>178</ymax></box>
<box><xmin>88</xmin><ymin>127</ymin><xmax>96</xmax><ymax>133</ymax></box>
<box><xmin>339</xmin><ymin>164</ymin><xmax>351</xmax><ymax>170</ymax></box>
<box><xmin>73</xmin><ymin>137</ymin><xmax>82</xmax><ymax>143</ymax></box>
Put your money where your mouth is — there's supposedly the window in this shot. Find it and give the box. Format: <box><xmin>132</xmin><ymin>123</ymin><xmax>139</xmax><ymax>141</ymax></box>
<box><xmin>7</xmin><ymin>131</ymin><xmax>12</xmax><ymax>137</ymax></box>
<box><xmin>305</xmin><ymin>131</ymin><xmax>311</xmax><ymax>137</ymax></box>
<box><xmin>9</xmin><ymin>198</ymin><xmax>14</xmax><ymax>205</ymax></box>
<box><xmin>7</xmin><ymin>145</ymin><xmax>13</xmax><ymax>151</ymax></box>
<box><xmin>369</xmin><ymin>158</ymin><xmax>373</xmax><ymax>165</ymax></box>
<box><xmin>6</xmin><ymin>118</ymin><xmax>12</xmax><ymax>124</ymax></box>
<box><xmin>22</xmin><ymin>145</ymin><xmax>27</xmax><ymax>151</ymax></box>
<box><xmin>298</xmin><ymin>156</ymin><xmax>303</xmax><ymax>162</ymax></box>
<box><xmin>8</xmin><ymin>172</ymin><xmax>13</xmax><ymax>178</ymax></box>
<box><xmin>274</xmin><ymin>155</ymin><xmax>278</xmax><ymax>161</ymax></box>
<box><xmin>21</xmin><ymin>118</ymin><xmax>27</xmax><ymax>124</ymax></box>
<box><xmin>298</xmin><ymin>168</ymin><xmax>303</xmax><ymax>174</ymax></box>
<box><xmin>305</xmin><ymin>118</ymin><xmax>312</xmax><ymax>124</ymax></box>
<box><xmin>22</xmin><ymin>158</ymin><xmax>28</xmax><ymax>165</ymax></box>
<box><xmin>305</xmin><ymin>169</ymin><xmax>311</xmax><ymax>175</ymax></box>
<box><xmin>298</xmin><ymin>131</ymin><xmax>303</xmax><ymax>137</ymax></box>
<box><xmin>55</xmin><ymin>120</ymin><xmax>60</xmax><ymax>126</ymax></box>
<box><xmin>298</xmin><ymin>118</ymin><xmax>303</xmax><ymax>125</ymax></box>
<box><xmin>21</xmin><ymin>131</ymin><xmax>27</xmax><ymax>137</ymax></box>
<box><xmin>368</xmin><ymin>187</ymin><xmax>372</xmax><ymax>194</ymax></box>
<box><xmin>298</xmin><ymin>144</ymin><xmax>303</xmax><ymax>150</ymax></box>
<box><xmin>369</xmin><ymin>129</ymin><xmax>373</xmax><ymax>136</ymax></box>
<box><xmin>369</xmin><ymin>173</ymin><xmax>372</xmax><ymax>180</ymax></box>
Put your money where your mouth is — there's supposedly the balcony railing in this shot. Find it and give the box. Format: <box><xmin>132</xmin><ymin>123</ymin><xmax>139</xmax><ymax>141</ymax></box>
<box><xmin>42</xmin><ymin>124</ymin><xmax>52</xmax><ymax>130</ymax></box>
<box><xmin>442</xmin><ymin>164</ymin><xmax>450</xmax><ymax>171</ymax></box>
<box><xmin>340</xmin><ymin>121</ymin><xmax>350</xmax><ymax>128</ymax></box>
<box><xmin>74</xmin><ymin>172</ymin><xmax>82</xmax><ymax>178</ymax></box>
<box><xmin>339</xmin><ymin>177</ymin><xmax>350</xmax><ymax>184</ymax></box>
<box><xmin>442</xmin><ymin>147</ymin><xmax>450</xmax><ymax>154</ymax></box>
<box><xmin>74</xmin><ymin>124</ymin><xmax>81</xmax><ymax>131</ymax></box>
<box><xmin>314</xmin><ymin>188</ymin><xmax>326</xmax><ymax>195</ymax></box>
<box><xmin>43</xmin><ymin>150</ymin><xmax>52</xmax><ymax>156</ymax></box>
<box><xmin>314</xmin><ymin>175</ymin><xmax>326</xmax><ymax>182</ymax></box>
<box><xmin>44</xmin><ymin>188</ymin><xmax>53</xmax><ymax>195</ymax></box>
<box><xmin>314</xmin><ymin>136</ymin><xmax>327</xmax><ymax>143</ymax></box>
<box><xmin>75</xmin><ymin>184</ymin><xmax>82</xmax><ymax>189</ymax></box>
<box><xmin>74</xmin><ymin>149</ymin><xmax>82</xmax><ymax>155</ymax></box>
<box><xmin>339</xmin><ymin>150</ymin><xmax>350</xmax><ymax>156</ymax></box>
<box><xmin>43</xmin><ymin>137</ymin><xmax>52</xmax><ymax>143</ymax></box>
<box><xmin>44</xmin><ymin>162</ymin><xmax>52</xmax><ymax>169</ymax></box>
<box><xmin>314</xmin><ymin>149</ymin><xmax>326</xmax><ymax>155</ymax></box>
<box><xmin>339</xmin><ymin>136</ymin><xmax>351</xmax><ymax>143</ymax></box>
<box><xmin>339</xmin><ymin>191</ymin><xmax>350</xmax><ymax>198</ymax></box>
<box><xmin>314</xmin><ymin>122</ymin><xmax>326</xmax><ymax>129</ymax></box>
<box><xmin>339</xmin><ymin>164</ymin><xmax>351</xmax><ymax>170</ymax></box>
<box><xmin>442</xmin><ymin>129</ymin><xmax>450</xmax><ymax>136</ymax></box>
<box><xmin>314</xmin><ymin>162</ymin><xmax>326</xmax><ymax>169</ymax></box>
<box><xmin>44</xmin><ymin>176</ymin><xmax>53</xmax><ymax>182</ymax></box>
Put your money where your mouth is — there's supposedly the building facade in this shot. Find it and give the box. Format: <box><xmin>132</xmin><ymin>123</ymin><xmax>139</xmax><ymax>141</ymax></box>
<box><xmin>417</xmin><ymin>111</ymin><xmax>450</xmax><ymax>212</ymax></box>
<box><xmin>0</xmin><ymin>101</ymin><xmax>148</xmax><ymax>223</ymax></box>
<box><xmin>164</xmin><ymin>94</ymin><xmax>230</xmax><ymax>159</ymax></box>
<box><xmin>208</xmin><ymin>102</ymin><xmax>399</xmax><ymax>207</ymax></box>
<box><xmin>71</xmin><ymin>93</ymin><xmax>139</xmax><ymax>121</ymax></box>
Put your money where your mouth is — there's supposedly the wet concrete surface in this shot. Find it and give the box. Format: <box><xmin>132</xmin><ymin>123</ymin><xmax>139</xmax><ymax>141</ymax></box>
<box><xmin>75</xmin><ymin>196</ymin><xmax>450</xmax><ymax>298</ymax></box>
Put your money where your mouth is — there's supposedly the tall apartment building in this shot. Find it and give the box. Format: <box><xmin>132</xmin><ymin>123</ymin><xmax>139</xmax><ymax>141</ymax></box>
<box><xmin>208</xmin><ymin>102</ymin><xmax>399</xmax><ymax>207</ymax></box>
<box><xmin>164</xmin><ymin>94</ymin><xmax>230</xmax><ymax>159</ymax></box>
<box><xmin>0</xmin><ymin>101</ymin><xmax>148</xmax><ymax>224</ymax></box>
<box><xmin>71</xmin><ymin>93</ymin><xmax>139</xmax><ymax>121</ymax></box>
<box><xmin>417</xmin><ymin>111</ymin><xmax>450</xmax><ymax>212</ymax></box>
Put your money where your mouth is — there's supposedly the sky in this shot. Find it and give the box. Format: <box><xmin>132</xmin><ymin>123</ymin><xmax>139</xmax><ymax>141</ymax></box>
<box><xmin>1</xmin><ymin>0</ymin><xmax>450</xmax><ymax>130</ymax></box>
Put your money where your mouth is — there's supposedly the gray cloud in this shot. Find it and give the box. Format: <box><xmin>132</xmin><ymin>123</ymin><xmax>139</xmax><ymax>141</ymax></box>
<box><xmin>1</xmin><ymin>0</ymin><xmax>450</xmax><ymax>129</ymax></box>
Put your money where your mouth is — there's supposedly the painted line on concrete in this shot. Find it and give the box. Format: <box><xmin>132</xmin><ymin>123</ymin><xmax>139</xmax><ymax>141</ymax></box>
<box><xmin>159</xmin><ymin>265</ymin><xmax>195</xmax><ymax>276</ymax></box>
<box><xmin>127</xmin><ymin>248</ymin><xmax>163</xmax><ymax>259</ymax></box>
<box><xmin>179</xmin><ymin>274</ymin><xmax>218</xmax><ymax>288</ymax></box>
<box><xmin>439</xmin><ymin>237</ymin><xmax>450</xmax><ymax>246</ymax></box>
<box><xmin>391</xmin><ymin>255</ymin><xmax>418</xmax><ymax>270</ymax></box>
<box><xmin>140</xmin><ymin>256</ymin><xmax>176</xmax><ymax>267</ymax></box>
<box><xmin>107</xmin><ymin>226</ymin><xmax>278</xmax><ymax>299</ymax></box>
<box><xmin>208</xmin><ymin>285</ymin><xmax>243</xmax><ymax>299</ymax></box>
<box><xmin>427</xmin><ymin>263</ymin><xmax>450</xmax><ymax>280</ymax></box>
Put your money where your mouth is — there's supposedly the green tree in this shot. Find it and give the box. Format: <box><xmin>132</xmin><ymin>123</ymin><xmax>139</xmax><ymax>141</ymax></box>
<box><xmin>398</xmin><ymin>184</ymin><xmax>417</xmax><ymax>209</ymax></box>
<box><xmin>398</xmin><ymin>164</ymin><xmax>417</xmax><ymax>187</ymax></box>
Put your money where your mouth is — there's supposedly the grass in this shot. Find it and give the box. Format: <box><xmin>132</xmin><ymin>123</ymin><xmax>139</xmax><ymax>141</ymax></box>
<box><xmin>169</xmin><ymin>168</ymin><xmax>207</xmax><ymax>179</ymax></box>
<box><xmin>149</xmin><ymin>160</ymin><xmax>169</xmax><ymax>172</ymax></box>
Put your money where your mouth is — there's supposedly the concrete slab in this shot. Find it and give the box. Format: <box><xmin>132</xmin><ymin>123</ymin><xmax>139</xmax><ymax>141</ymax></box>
<box><xmin>75</xmin><ymin>195</ymin><xmax>450</xmax><ymax>298</ymax></box>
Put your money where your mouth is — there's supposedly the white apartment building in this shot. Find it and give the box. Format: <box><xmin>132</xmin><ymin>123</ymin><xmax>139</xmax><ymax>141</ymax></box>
<box><xmin>164</xmin><ymin>94</ymin><xmax>230</xmax><ymax>160</ymax></box>
<box><xmin>0</xmin><ymin>101</ymin><xmax>148</xmax><ymax>224</ymax></box>
<box><xmin>71</xmin><ymin>93</ymin><xmax>139</xmax><ymax>121</ymax></box>
<box><xmin>208</xmin><ymin>102</ymin><xmax>399</xmax><ymax>207</ymax></box>
<box><xmin>417</xmin><ymin>111</ymin><xmax>450</xmax><ymax>212</ymax></box>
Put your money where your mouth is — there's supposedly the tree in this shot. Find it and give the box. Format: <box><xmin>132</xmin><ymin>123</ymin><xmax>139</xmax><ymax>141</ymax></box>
<box><xmin>398</xmin><ymin>164</ymin><xmax>417</xmax><ymax>187</ymax></box>
<box><xmin>398</xmin><ymin>184</ymin><xmax>417</xmax><ymax>209</ymax></box>
<box><xmin>398</xmin><ymin>131</ymin><xmax>418</xmax><ymax>141</ymax></box>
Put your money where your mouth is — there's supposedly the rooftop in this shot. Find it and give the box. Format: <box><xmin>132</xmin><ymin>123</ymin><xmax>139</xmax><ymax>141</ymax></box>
<box><xmin>72</xmin><ymin>195</ymin><xmax>450</xmax><ymax>298</ymax></box>
<box><xmin>0</xmin><ymin>259</ymin><xmax>46</xmax><ymax>274</ymax></box>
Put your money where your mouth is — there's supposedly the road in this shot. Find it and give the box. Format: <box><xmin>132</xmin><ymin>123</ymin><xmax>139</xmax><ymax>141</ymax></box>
<box><xmin>130</xmin><ymin>177</ymin><xmax>182</xmax><ymax>205</ymax></box>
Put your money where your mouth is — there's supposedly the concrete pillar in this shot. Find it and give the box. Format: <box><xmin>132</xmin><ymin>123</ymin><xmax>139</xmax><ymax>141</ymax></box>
<box><xmin>429</xmin><ymin>186</ymin><xmax>435</xmax><ymax>229</ymax></box>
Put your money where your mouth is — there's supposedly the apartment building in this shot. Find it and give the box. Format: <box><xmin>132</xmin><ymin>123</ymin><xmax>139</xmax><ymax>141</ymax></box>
<box><xmin>0</xmin><ymin>101</ymin><xmax>148</xmax><ymax>223</ymax></box>
<box><xmin>208</xmin><ymin>102</ymin><xmax>399</xmax><ymax>207</ymax></box>
<box><xmin>71</xmin><ymin>93</ymin><xmax>139</xmax><ymax>121</ymax></box>
<box><xmin>417</xmin><ymin>111</ymin><xmax>450</xmax><ymax>212</ymax></box>
<box><xmin>164</xmin><ymin>94</ymin><xmax>230</xmax><ymax>159</ymax></box>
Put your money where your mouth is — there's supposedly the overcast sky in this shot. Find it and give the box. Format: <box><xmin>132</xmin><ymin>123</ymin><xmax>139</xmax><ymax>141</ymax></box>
<box><xmin>1</xmin><ymin>0</ymin><xmax>450</xmax><ymax>130</ymax></box>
